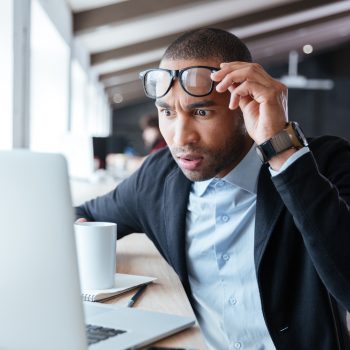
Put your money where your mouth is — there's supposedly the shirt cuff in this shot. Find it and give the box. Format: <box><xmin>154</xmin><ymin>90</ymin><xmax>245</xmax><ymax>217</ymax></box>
<box><xmin>269</xmin><ymin>147</ymin><xmax>310</xmax><ymax>176</ymax></box>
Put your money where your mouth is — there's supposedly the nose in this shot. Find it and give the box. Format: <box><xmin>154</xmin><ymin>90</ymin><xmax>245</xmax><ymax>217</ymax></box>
<box><xmin>173</xmin><ymin>114</ymin><xmax>199</xmax><ymax>146</ymax></box>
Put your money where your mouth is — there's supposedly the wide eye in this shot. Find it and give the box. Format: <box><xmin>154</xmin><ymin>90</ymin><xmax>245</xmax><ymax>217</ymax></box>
<box><xmin>194</xmin><ymin>109</ymin><xmax>209</xmax><ymax>117</ymax></box>
<box><xmin>159</xmin><ymin>109</ymin><xmax>175</xmax><ymax>118</ymax></box>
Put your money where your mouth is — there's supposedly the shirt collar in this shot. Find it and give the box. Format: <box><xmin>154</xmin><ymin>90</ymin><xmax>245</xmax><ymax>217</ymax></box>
<box><xmin>192</xmin><ymin>144</ymin><xmax>262</xmax><ymax>196</ymax></box>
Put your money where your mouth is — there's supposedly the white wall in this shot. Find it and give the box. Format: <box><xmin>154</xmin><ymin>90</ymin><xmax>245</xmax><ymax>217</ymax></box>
<box><xmin>0</xmin><ymin>0</ymin><xmax>13</xmax><ymax>150</ymax></box>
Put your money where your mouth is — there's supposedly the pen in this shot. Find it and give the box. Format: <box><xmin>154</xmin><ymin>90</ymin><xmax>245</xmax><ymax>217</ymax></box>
<box><xmin>127</xmin><ymin>284</ymin><xmax>147</xmax><ymax>307</ymax></box>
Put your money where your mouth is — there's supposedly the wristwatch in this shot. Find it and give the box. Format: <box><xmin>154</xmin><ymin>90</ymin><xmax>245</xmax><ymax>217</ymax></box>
<box><xmin>256</xmin><ymin>121</ymin><xmax>308</xmax><ymax>163</ymax></box>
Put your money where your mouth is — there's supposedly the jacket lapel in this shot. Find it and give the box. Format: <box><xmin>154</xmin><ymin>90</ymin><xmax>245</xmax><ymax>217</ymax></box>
<box><xmin>163</xmin><ymin>168</ymin><xmax>192</xmax><ymax>285</ymax></box>
<box><xmin>254</xmin><ymin>164</ymin><xmax>285</xmax><ymax>272</ymax></box>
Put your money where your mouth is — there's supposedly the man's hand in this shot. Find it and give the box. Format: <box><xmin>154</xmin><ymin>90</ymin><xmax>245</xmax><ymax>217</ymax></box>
<box><xmin>75</xmin><ymin>218</ymin><xmax>88</xmax><ymax>223</ymax></box>
<box><xmin>211</xmin><ymin>62</ymin><xmax>288</xmax><ymax>145</ymax></box>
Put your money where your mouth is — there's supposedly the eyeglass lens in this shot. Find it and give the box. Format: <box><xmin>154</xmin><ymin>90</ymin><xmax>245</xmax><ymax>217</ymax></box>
<box><xmin>145</xmin><ymin>70</ymin><xmax>172</xmax><ymax>98</ymax></box>
<box><xmin>181</xmin><ymin>67</ymin><xmax>213</xmax><ymax>97</ymax></box>
<box><xmin>144</xmin><ymin>67</ymin><xmax>214</xmax><ymax>98</ymax></box>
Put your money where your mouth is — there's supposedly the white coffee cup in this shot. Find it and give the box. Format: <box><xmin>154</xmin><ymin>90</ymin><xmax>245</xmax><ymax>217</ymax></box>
<box><xmin>74</xmin><ymin>222</ymin><xmax>117</xmax><ymax>291</ymax></box>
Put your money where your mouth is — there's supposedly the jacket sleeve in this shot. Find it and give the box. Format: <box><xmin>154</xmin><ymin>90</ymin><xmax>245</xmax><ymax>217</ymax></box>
<box><xmin>272</xmin><ymin>136</ymin><xmax>350</xmax><ymax>310</ymax></box>
<box><xmin>75</xmin><ymin>169</ymin><xmax>144</xmax><ymax>239</ymax></box>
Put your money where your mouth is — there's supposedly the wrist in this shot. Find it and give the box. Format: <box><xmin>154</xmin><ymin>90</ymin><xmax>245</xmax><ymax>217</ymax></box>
<box><xmin>268</xmin><ymin>148</ymin><xmax>297</xmax><ymax>171</ymax></box>
<box><xmin>255</xmin><ymin>121</ymin><xmax>308</xmax><ymax>163</ymax></box>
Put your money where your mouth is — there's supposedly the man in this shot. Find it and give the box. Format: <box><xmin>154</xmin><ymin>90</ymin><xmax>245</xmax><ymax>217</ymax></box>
<box><xmin>140</xmin><ymin>114</ymin><xmax>167</xmax><ymax>155</ymax></box>
<box><xmin>76</xmin><ymin>28</ymin><xmax>350</xmax><ymax>349</ymax></box>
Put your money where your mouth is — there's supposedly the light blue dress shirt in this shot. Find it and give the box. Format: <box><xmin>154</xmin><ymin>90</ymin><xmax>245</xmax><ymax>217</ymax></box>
<box><xmin>186</xmin><ymin>145</ymin><xmax>309</xmax><ymax>350</ymax></box>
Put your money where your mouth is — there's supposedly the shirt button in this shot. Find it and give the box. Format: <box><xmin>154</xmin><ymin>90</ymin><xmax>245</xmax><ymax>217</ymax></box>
<box><xmin>229</xmin><ymin>296</ymin><xmax>237</xmax><ymax>305</ymax></box>
<box><xmin>217</xmin><ymin>181</ymin><xmax>224</xmax><ymax>187</ymax></box>
<box><xmin>230</xmin><ymin>343</ymin><xmax>241</xmax><ymax>350</ymax></box>
<box><xmin>221</xmin><ymin>215</ymin><xmax>229</xmax><ymax>222</ymax></box>
<box><xmin>222</xmin><ymin>254</ymin><xmax>230</xmax><ymax>261</ymax></box>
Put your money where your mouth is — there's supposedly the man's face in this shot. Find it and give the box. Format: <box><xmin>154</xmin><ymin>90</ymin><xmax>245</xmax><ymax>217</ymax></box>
<box><xmin>156</xmin><ymin>58</ymin><xmax>251</xmax><ymax>181</ymax></box>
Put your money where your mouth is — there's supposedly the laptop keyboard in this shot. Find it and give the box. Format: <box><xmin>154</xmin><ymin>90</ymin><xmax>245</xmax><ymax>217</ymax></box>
<box><xmin>86</xmin><ymin>324</ymin><xmax>127</xmax><ymax>345</ymax></box>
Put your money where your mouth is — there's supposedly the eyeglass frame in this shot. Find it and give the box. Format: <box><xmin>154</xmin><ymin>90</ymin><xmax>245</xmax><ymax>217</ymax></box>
<box><xmin>139</xmin><ymin>65</ymin><xmax>220</xmax><ymax>99</ymax></box>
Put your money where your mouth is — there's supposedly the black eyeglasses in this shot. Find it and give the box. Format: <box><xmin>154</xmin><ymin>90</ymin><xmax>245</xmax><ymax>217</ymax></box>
<box><xmin>139</xmin><ymin>66</ymin><xmax>219</xmax><ymax>99</ymax></box>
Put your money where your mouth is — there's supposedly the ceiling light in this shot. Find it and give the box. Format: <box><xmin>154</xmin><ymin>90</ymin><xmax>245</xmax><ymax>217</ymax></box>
<box><xmin>303</xmin><ymin>44</ymin><xmax>313</xmax><ymax>54</ymax></box>
<box><xmin>279</xmin><ymin>51</ymin><xmax>334</xmax><ymax>90</ymax></box>
<box><xmin>112</xmin><ymin>93</ymin><xmax>123</xmax><ymax>104</ymax></box>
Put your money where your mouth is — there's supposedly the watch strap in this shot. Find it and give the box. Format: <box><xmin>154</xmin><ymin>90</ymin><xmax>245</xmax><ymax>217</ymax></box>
<box><xmin>256</xmin><ymin>122</ymin><xmax>306</xmax><ymax>163</ymax></box>
<box><xmin>270</xmin><ymin>129</ymin><xmax>293</xmax><ymax>152</ymax></box>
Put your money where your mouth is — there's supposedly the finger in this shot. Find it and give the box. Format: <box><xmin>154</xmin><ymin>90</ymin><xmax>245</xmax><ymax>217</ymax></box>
<box><xmin>227</xmin><ymin>82</ymin><xmax>262</xmax><ymax>110</ymax></box>
<box><xmin>216</xmin><ymin>70</ymin><xmax>245</xmax><ymax>93</ymax></box>
<box><xmin>219</xmin><ymin>62</ymin><xmax>273</xmax><ymax>82</ymax></box>
<box><xmin>211</xmin><ymin>63</ymin><xmax>241</xmax><ymax>83</ymax></box>
<box><xmin>229</xmin><ymin>81</ymin><xmax>269</xmax><ymax>112</ymax></box>
<box><xmin>231</xmin><ymin>80</ymin><xmax>280</xmax><ymax>107</ymax></box>
<box><xmin>215</xmin><ymin>67</ymin><xmax>272</xmax><ymax>94</ymax></box>
<box><xmin>212</xmin><ymin>63</ymin><xmax>275</xmax><ymax>92</ymax></box>
<box><xmin>229</xmin><ymin>89</ymin><xmax>254</xmax><ymax>111</ymax></box>
<box><xmin>211</xmin><ymin>61</ymin><xmax>248</xmax><ymax>80</ymax></box>
<box><xmin>228</xmin><ymin>83</ymin><xmax>240</xmax><ymax>110</ymax></box>
<box><xmin>75</xmin><ymin>218</ymin><xmax>88</xmax><ymax>223</ymax></box>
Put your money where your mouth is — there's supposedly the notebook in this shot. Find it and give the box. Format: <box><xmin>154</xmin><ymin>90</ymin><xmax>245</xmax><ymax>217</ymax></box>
<box><xmin>0</xmin><ymin>150</ymin><xmax>195</xmax><ymax>350</ymax></box>
<box><xmin>82</xmin><ymin>273</ymin><xmax>157</xmax><ymax>301</ymax></box>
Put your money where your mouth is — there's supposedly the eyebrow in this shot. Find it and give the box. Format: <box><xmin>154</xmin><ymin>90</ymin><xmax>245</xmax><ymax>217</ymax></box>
<box><xmin>155</xmin><ymin>100</ymin><xmax>217</xmax><ymax>109</ymax></box>
<box><xmin>186</xmin><ymin>100</ymin><xmax>217</xmax><ymax>109</ymax></box>
<box><xmin>155</xmin><ymin>100</ymin><xmax>171</xmax><ymax>108</ymax></box>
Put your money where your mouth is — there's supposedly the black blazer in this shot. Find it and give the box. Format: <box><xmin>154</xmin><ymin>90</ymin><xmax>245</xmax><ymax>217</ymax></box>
<box><xmin>76</xmin><ymin>136</ymin><xmax>350</xmax><ymax>349</ymax></box>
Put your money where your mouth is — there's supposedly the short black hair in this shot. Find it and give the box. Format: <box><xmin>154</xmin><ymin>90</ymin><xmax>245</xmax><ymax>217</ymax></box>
<box><xmin>161</xmin><ymin>28</ymin><xmax>252</xmax><ymax>63</ymax></box>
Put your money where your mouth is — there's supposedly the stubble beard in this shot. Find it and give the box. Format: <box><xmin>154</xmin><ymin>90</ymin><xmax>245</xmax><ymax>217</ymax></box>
<box><xmin>170</xmin><ymin>127</ymin><xmax>249</xmax><ymax>182</ymax></box>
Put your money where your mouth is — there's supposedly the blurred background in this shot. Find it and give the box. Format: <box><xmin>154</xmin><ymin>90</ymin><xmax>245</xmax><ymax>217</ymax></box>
<box><xmin>1</xmin><ymin>0</ymin><xmax>350</xmax><ymax>191</ymax></box>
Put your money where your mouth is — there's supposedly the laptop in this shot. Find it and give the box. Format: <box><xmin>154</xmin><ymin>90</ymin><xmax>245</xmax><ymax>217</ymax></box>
<box><xmin>0</xmin><ymin>150</ymin><xmax>195</xmax><ymax>350</ymax></box>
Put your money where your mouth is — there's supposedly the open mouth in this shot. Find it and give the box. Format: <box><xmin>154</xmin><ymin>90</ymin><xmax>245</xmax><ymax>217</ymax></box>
<box><xmin>177</xmin><ymin>154</ymin><xmax>203</xmax><ymax>171</ymax></box>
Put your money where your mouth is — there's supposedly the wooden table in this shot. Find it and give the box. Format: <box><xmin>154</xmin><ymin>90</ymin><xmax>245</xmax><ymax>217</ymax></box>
<box><xmin>103</xmin><ymin>233</ymin><xmax>208</xmax><ymax>349</ymax></box>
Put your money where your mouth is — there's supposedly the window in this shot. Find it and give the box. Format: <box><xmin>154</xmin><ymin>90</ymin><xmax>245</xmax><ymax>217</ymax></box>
<box><xmin>71</xmin><ymin>59</ymin><xmax>88</xmax><ymax>132</ymax></box>
<box><xmin>0</xmin><ymin>0</ymin><xmax>13</xmax><ymax>149</ymax></box>
<box><xmin>71</xmin><ymin>60</ymin><xmax>111</xmax><ymax>135</ymax></box>
<box><xmin>86</xmin><ymin>82</ymin><xmax>111</xmax><ymax>136</ymax></box>
<box><xmin>30</xmin><ymin>0</ymin><xmax>70</xmax><ymax>152</ymax></box>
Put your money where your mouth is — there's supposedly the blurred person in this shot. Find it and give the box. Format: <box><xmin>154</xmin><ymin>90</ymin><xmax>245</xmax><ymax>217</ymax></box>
<box><xmin>107</xmin><ymin>115</ymin><xmax>167</xmax><ymax>176</ymax></box>
<box><xmin>76</xmin><ymin>28</ymin><xmax>350</xmax><ymax>350</ymax></box>
<box><xmin>140</xmin><ymin>114</ymin><xmax>167</xmax><ymax>154</ymax></box>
